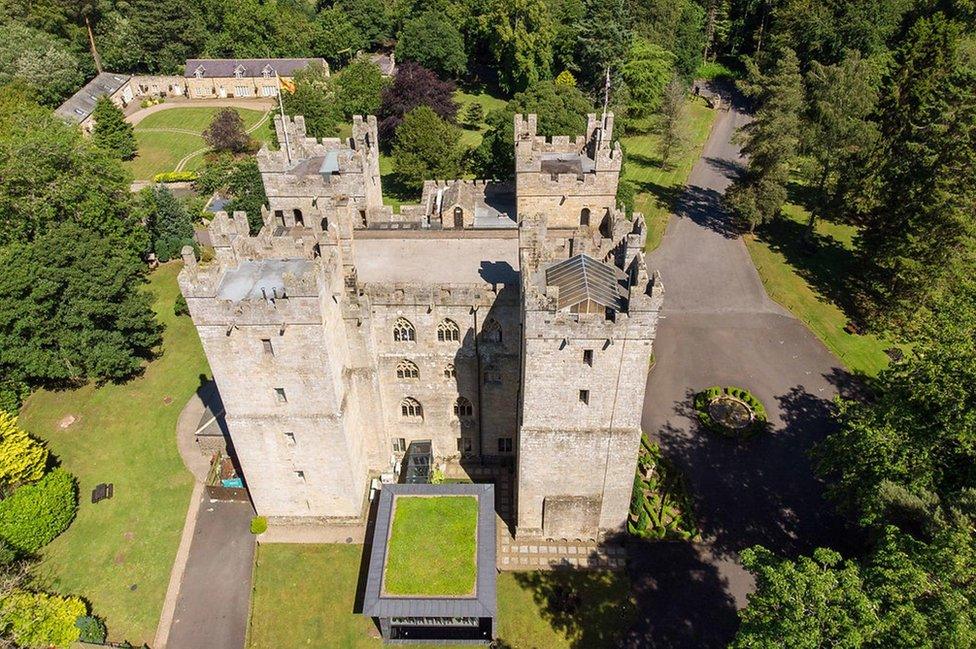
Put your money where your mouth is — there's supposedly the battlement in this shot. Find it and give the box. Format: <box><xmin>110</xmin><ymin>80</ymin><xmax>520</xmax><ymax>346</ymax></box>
<box><xmin>361</xmin><ymin>281</ymin><xmax>518</xmax><ymax>308</ymax></box>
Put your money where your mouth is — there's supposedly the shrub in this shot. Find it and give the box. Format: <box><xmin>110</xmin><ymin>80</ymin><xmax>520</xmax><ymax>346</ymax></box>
<box><xmin>0</xmin><ymin>590</ymin><xmax>86</xmax><ymax>648</ymax></box>
<box><xmin>0</xmin><ymin>468</ymin><xmax>78</xmax><ymax>552</ymax></box>
<box><xmin>153</xmin><ymin>171</ymin><xmax>198</xmax><ymax>183</ymax></box>
<box><xmin>203</xmin><ymin>108</ymin><xmax>250</xmax><ymax>153</ymax></box>
<box><xmin>694</xmin><ymin>386</ymin><xmax>768</xmax><ymax>439</ymax></box>
<box><xmin>75</xmin><ymin>615</ymin><xmax>107</xmax><ymax>644</ymax></box>
<box><xmin>174</xmin><ymin>294</ymin><xmax>189</xmax><ymax>317</ymax></box>
<box><xmin>0</xmin><ymin>410</ymin><xmax>48</xmax><ymax>495</ymax></box>
<box><xmin>695</xmin><ymin>60</ymin><xmax>737</xmax><ymax>81</ymax></box>
<box><xmin>0</xmin><ymin>538</ymin><xmax>17</xmax><ymax>564</ymax></box>
<box><xmin>250</xmin><ymin>516</ymin><xmax>267</xmax><ymax>535</ymax></box>
<box><xmin>636</xmin><ymin>504</ymin><xmax>650</xmax><ymax>532</ymax></box>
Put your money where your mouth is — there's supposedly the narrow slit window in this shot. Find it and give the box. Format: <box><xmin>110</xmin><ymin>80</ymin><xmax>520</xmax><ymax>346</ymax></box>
<box><xmin>583</xmin><ymin>349</ymin><xmax>593</xmax><ymax>366</ymax></box>
<box><xmin>274</xmin><ymin>387</ymin><xmax>287</xmax><ymax>403</ymax></box>
<box><xmin>579</xmin><ymin>389</ymin><xmax>589</xmax><ymax>405</ymax></box>
<box><xmin>262</xmin><ymin>338</ymin><xmax>274</xmax><ymax>356</ymax></box>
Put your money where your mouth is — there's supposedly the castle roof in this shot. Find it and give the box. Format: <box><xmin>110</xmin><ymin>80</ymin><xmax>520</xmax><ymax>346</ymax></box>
<box><xmin>545</xmin><ymin>254</ymin><xmax>628</xmax><ymax>312</ymax></box>
<box><xmin>55</xmin><ymin>72</ymin><xmax>131</xmax><ymax>123</ymax></box>
<box><xmin>354</xmin><ymin>236</ymin><xmax>519</xmax><ymax>286</ymax></box>
<box><xmin>184</xmin><ymin>58</ymin><xmax>325</xmax><ymax>79</ymax></box>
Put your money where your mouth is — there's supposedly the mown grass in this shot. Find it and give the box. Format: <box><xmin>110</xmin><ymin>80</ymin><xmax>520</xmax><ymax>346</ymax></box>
<box><xmin>620</xmin><ymin>98</ymin><xmax>717</xmax><ymax>252</ymax></box>
<box><xmin>20</xmin><ymin>263</ymin><xmax>206</xmax><ymax>644</ymax></box>
<box><xmin>745</xmin><ymin>201</ymin><xmax>893</xmax><ymax>376</ymax></box>
<box><xmin>247</xmin><ymin>544</ymin><xmax>635</xmax><ymax>649</ymax></box>
<box><xmin>455</xmin><ymin>89</ymin><xmax>507</xmax><ymax>150</ymax></box>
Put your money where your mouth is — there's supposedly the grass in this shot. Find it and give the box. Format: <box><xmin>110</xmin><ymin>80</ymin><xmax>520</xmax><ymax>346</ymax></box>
<box><xmin>745</xmin><ymin>200</ymin><xmax>893</xmax><ymax>376</ymax></box>
<box><xmin>127</xmin><ymin>107</ymin><xmax>271</xmax><ymax>180</ymax></box>
<box><xmin>19</xmin><ymin>263</ymin><xmax>207</xmax><ymax>644</ymax></box>
<box><xmin>383</xmin><ymin>495</ymin><xmax>478</xmax><ymax>597</ymax></box>
<box><xmin>620</xmin><ymin>98</ymin><xmax>717</xmax><ymax>252</ymax></box>
<box><xmin>454</xmin><ymin>89</ymin><xmax>507</xmax><ymax>151</ymax></box>
<box><xmin>247</xmin><ymin>544</ymin><xmax>636</xmax><ymax>649</ymax></box>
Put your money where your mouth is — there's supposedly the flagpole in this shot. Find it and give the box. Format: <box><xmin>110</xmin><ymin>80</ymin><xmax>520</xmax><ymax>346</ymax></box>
<box><xmin>598</xmin><ymin>67</ymin><xmax>610</xmax><ymax>151</ymax></box>
<box><xmin>275</xmin><ymin>71</ymin><xmax>292</xmax><ymax>164</ymax></box>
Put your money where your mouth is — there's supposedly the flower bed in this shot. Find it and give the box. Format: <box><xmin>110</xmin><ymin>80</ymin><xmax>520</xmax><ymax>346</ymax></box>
<box><xmin>694</xmin><ymin>386</ymin><xmax>768</xmax><ymax>438</ymax></box>
<box><xmin>627</xmin><ymin>434</ymin><xmax>700</xmax><ymax>541</ymax></box>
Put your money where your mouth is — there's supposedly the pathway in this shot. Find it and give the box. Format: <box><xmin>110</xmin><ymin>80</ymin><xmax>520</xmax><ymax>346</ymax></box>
<box><xmin>626</xmin><ymin>87</ymin><xmax>852</xmax><ymax>648</ymax></box>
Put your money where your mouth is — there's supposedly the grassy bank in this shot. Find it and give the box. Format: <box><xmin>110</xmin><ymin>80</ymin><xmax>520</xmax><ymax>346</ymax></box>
<box><xmin>20</xmin><ymin>263</ymin><xmax>207</xmax><ymax>644</ymax></box>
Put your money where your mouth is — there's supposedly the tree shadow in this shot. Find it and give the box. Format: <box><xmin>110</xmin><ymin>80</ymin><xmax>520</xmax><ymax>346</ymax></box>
<box><xmin>672</xmin><ymin>185</ymin><xmax>741</xmax><ymax>239</ymax></box>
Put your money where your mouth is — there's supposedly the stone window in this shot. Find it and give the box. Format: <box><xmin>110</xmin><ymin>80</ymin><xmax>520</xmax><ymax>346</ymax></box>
<box><xmin>295</xmin><ymin>470</ymin><xmax>305</xmax><ymax>482</ymax></box>
<box><xmin>274</xmin><ymin>387</ymin><xmax>287</xmax><ymax>403</ymax></box>
<box><xmin>400</xmin><ymin>397</ymin><xmax>422</xmax><ymax>418</ymax></box>
<box><xmin>443</xmin><ymin>363</ymin><xmax>456</xmax><ymax>379</ymax></box>
<box><xmin>483</xmin><ymin>364</ymin><xmax>501</xmax><ymax>385</ymax></box>
<box><xmin>482</xmin><ymin>318</ymin><xmax>502</xmax><ymax>344</ymax></box>
<box><xmin>458</xmin><ymin>437</ymin><xmax>473</xmax><ymax>453</ymax></box>
<box><xmin>392</xmin><ymin>437</ymin><xmax>406</xmax><ymax>453</ymax></box>
<box><xmin>580</xmin><ymin>207</ymin><xmax>591</xmax><ymax>226</ymax></box>
<box><xmin>583</xmin><ymin>349</ymin><xmax>593</xmax><ymax>366</ymax></box>
<box><xmin>293</xmin><ymin>208</ymin><xmax>304</xmax><ymax>227</ymax></box>
<box><xmin>437</xmin><ymin>319</ymin><xmax>460</xmax><ymax>342</ymax></box>
<box><xmin>284</xmin><ymin>432</ymin><xmax>296</xmax><ymax>446</ymax></box>
<box><xmin>453</xmin><ymin>396</ymin><xmax>473</xmax><ymax>418</ymax></box>
<box><xmin>262</xmin><ymin>338</ymin><xmax>274</xmax><ymax>356</ymax></box>
<box><xmin>393</xmin><ymin>318</ymin><xmax>415</xmax><ymax>342</ymax></box>
<box><xmin>396</xmin><ymin>359</ymin><xmax>419</xmax><ymax>380</ymax></box>
<box><xmin>498</xmin><ymin>437</ymin><xmax>513</xmax><ymax>453</ymax></box>
<box><xmin>579</xmin><ymin>389</ymin><xmax>589</xmax><ymax>405</ymax></box>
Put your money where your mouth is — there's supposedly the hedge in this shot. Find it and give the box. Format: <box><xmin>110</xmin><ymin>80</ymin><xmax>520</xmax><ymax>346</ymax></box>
<box><xmin>250</xmin><ymin>515</ymin><xmax>267</xmax><ymax>535</ymax></box>
<box><xmin>0</xmin><ymin>468</ymin><xmax>78</xmax><ymax>552</ymax></box>
<box><xmin>0</xmin><ymin>590</ymin><xmax>86</xmax><ymax>648</ymax></box>
<box><xmin>153</xmin><ymin>171</ymin><xmax>198</xmax><ymax>183</ymax></box>
<box><xmin>694</xmin><ymin>385</ymin><xmax>768</xmax><ymax>438</ymax></box>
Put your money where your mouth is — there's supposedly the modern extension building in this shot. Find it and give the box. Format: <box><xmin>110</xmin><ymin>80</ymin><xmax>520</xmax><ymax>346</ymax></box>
<box><xmin>178</xmin><ymin>109</ymin><xmax>663</xmax><ymax>541</ymax></box>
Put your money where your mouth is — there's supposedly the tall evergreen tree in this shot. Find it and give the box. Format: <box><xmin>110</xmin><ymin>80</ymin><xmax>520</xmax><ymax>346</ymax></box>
<box><xmin>479</xmin><ymin>0</ymin><xmax>555</xmax><ymax>94</ymax></box>
<box><xmin>575</xmin><ymin>0</ymin><xmax>632</xmax><ymax>90</ymax></box>
<box><xmin>91</xmin><ymin>97</ymin><xmax>136</xmax><ymax>160</ymax></box>
<box><xmin>725</xmin><ymin>46</ymin><xmax>803</xmax><ymax>231</ymax></box>
<box><xmin>280</xmin><ymin>62</ymin><xmax>342</xmax><ymax>138</ymax></box>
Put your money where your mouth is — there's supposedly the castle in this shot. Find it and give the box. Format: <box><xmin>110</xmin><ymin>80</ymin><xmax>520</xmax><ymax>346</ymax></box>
<box><xmin>178</xmin><ymin>110</ymin><xmax>663</xmax><ymax>540</ymax></box>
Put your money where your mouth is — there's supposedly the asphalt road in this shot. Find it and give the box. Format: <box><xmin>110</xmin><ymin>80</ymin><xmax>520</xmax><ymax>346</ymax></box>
<box><xmin>626</xmin><ymin>94</ymin><xmax>853</xmax><ymax>648</ymax></box>
<box><xmin>165</xmin><ymin>498</ymin><xmax>255</xmax><ymax>649</ymax></box>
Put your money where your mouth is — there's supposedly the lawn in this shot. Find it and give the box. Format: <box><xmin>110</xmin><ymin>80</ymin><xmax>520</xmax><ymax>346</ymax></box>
<box><xmin>745</xmin><ymin>201</ymin><xmax>893</xmax><ymax>376</ymax></box>
<box><xmin>127</xmin><ymin>107</ymin><xmax>271</xmax><ymax>180</ymax></box>
<box><xmin>620</xmin><ymin>98</ymin><xmax>717</xmax><ymax>252</ymax></box>
<box><xmin>455</xmin><ymin>88</ymin><xmax>507</xmax><ymax>150</ymax></box>
<box><xmin>384</xmin><ymin>495</ymin><xmax>478</xmax><ymax>596</ymax></box>
<box><xmin>247</xmin><ymin>544</ymin><xmax>636</xmax><ymax>649</ymax></box>
<box><xmin>19</xmin><ymin>263</ymin><xmax>207</xmax><ymax>644</ymax></box>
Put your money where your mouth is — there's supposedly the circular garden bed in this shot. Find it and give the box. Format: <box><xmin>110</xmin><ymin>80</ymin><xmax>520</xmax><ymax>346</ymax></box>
<box><xmin>694</xmin><ymin>386</ymin><xmax>768</xmax><ymax>439</ymax></box>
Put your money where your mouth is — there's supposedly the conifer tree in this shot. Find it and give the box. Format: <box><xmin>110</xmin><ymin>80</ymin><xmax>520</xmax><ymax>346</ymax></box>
<box><xmin>91</xmin><ymin>96</ymin><xmax>136</xmax><ymax>160</ymax></box>
<box><xmin>0</xmin><ymin>411</ymin><xmax>48</xmax><ymax>496</ymax></box>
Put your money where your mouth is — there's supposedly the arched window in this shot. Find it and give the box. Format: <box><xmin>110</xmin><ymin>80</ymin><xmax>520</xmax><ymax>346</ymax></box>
<box><xmin>454</xmin><ymin>397</ymin><xmax>473</xmax><ymax>418</ymax></box>
<box><xmin>393</xmin><ymin>318</ymin><xmax>415</xmax><ymax>342</ymax></box>
<box><xmin>482</xmin><ymin>318</ymin><xmax>502</xmax><ymax>344</ymax></box>
<box><xmin>293</xmin><ymin>208</ymin><xmax>304</xmax><ymax>227</ymax></box>
<box><xmin>580</xmin><ymin>207</ymin><xmax>591</xmax><ymax>226</ymax></box>
<box><xmin>453</xmin><ymin>206</ymin><xmax>464</xmax><ymax>228</ymax></box>
<box><xmin>444</xmin><ymin>363</ymin><xmax>456</xmax><ymax>379</ymax></box>
<box><xmin>400</xmin><ymin>397</ymin><xmax>422</xmax><ymax>418</ymax></box>
<box><xmin>483</xmin><ymin>364</ymin><xmax>501</xmax><ymax>385</ymax></box>
<box><xmin>437</xmin><ymin>319</ymin><xmax>460</xmax><ymax>342</ymax></box>
<box><xmin>396</xmin><ymin>359</ymin><xmax>419</xmax><ymax>380</ymax></box>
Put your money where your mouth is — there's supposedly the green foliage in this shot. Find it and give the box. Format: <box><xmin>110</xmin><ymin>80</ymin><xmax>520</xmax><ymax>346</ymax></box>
<box><xmin>392</xmin><ymin>106</ymin><xmax>465</xmax><ymax>192</ymax></box>
<box><xmin>0</xmin><ymin>468</ymin><xmax>77</xmax><ymax>553</ymax></box>
<box><xmin>430</xmin><ymin>467</ymin><xmax>446</xmax><ymax>484</ymax></box>
<box><xmin>195</xmin><ymin>155</ymin><xmax>268</xmax><ymax>234</ymax></box>
<box><xmin>173</xmin><ymin>294</ymin><xmax>190</xmax><ymax>317</ymax></box>
<box><xmin>0</xmin><ymin>380</ymin><xmax>28</xmax><ymax>417</ymax></box>
<box><xmin>695</xmin><ymin>60</ymin><xmax>736</xmax><ymax>81</ymax></box>
<box><xmin>152</xmin><ymin>171</ymin><xmax>199</xmax><ymax>183</ymax></box>
<box><xmin>0</xmin><ymin>411</ymin><xmax>48</xmax><ymax>496</ymax></box>
<box><xmin>0</xmin><ymin>21</ymin><xmax>85</xmax><ymax>106</ymax></box>
<box><xmin>313</xmin><ymin>7</ymin><xmax>366</xmax><ymax>65</ymax></box>
<box><xmin>102</xmin><ymin>0</ymin><xmax>205</xmax><ymax>73</ymax></box>
<box><xmin>250</xmin><ymin>516</ymin><xmax>268</xmax><ymax>535</ymax></box>
<box><xmin>396</xmin><ymin>11</ymin><xmax>467</xmax><ymax>78</ymax></box>
<box><xmin>203</xmin><ymin>108</ymin><xmax>251</xmax><ymax>153</ymax></box>
<box><xmin>628</xmin><ymin>437</ymin><xmax>699</xmax><ymax>541</ymax></box>
<box><xmin>91</xmin><ymin>96</ymin><xmax>137</xmax><ymax>160</ymax></box>
<box><xmin>693</xmin><ymin>386</ymin><xmax>767</xmax><ymax>438</ymax></box>
<box><xmin>280</xmin><ymin>62</ymin><xmax>341</xmax><ymax>138</ymax></box>
<box><xmin>458</xmin><ymin>102</ymin><xmax>486</xmax><ymax>128</ymax></box>
<box><xmin>658</xmin><ymin>78</ymin><xmax>688</xmax><ymax>167</ymax></box>
<box><xmin>0</xmin><ymin>590</ymin><xmax>86</xmax><ymax>649</ymax></box>
<box><xmin>479</xmin><ymin>0</ymin><xmax>555</xmax><ymax>93</ymax></box>
<box><xmin>75</xmin><ymin>615</ymin><xmax>107</xmax><ymax>644</ymax></box>
<box><xmin>726</xmin><ymin>46</ymin><xmax>804</xmax><ymax>231</ymax></box>
<box><xmin>630</xmin><ymin>0</ymin><xmax>705</xmax><ymax>79</ymax></box>
<box><xmin>473</xmin><ymin>80</ymin><xmax>593</xmax><ymax>180</ymax></box>
<box><xmin>337</xmin><ymin>0</ymin><xmax>392</xmax><ymax>46</ymax></box>
<box><xmin>622</xmin><ymin>39</ymin><xmax>677</xmax><ymax>117</ymax></box>
<box><xmin>575</xmin><ymin>0</ymin><xmax>632</xmax><ymax>90</ymax></box>
<box><xmin>554</xmin><ymin>70</ymin><xmax>577</xmax><ymax>88</ymax></box>
<box><xmin>135</xmin><ymin>185</ymin><xmax>195</xmax><ymax>262</ymax></box>
<box><xmin>332</xmin><ymin>56</ymin><xmax>386</xmax><ymax>119</ymax></box>
<box><xmin>0</xmin><ymin>538</ymin><xmax>17</xmax><ymax>565</ymax></box>
<box><xmin>733</xmin><ymin>546</ymin><xmax>880</xmax><ymax>648</ymax></box>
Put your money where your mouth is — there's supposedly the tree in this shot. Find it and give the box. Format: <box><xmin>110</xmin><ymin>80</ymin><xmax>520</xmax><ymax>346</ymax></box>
<box><xmin>0</xmin><ymin>590</ymin><xmax>87</xmax><ymax>648</ymax></box>
<box><xmin>554</xmin><ymin>70</ymin><xmax>578</xmax><ymax>87</ymax></box>
<box><xmin>658</xmin><ymin>77</ymin><xmax>688</xmax><ymax>167</ymax></box>
<box><xmin>0</xmin><ymin>411</ymin><xmax>47</xmax><ymax>497</ymax></box>
<box><xmin>575</xmin><ymin>0</ymin><xmax>632</xmax><ymax>90</ymax></box>
<box><xmin>203</xmin><ymin>108</ymin><xmax>251</xmax><ymax>153</ymax></box>
<box><xmin>621</xmin><ymin>38</ymin><xmax>677</xmax><ymax>118</ymax></box>
<box><xmin>0</xmin><ymin>468</ymin><xmax>77</xmax><ymax>553</ymax></box>
<box><xmin>0</xmin><ymin>223</ymin><xmax>162</xmax><ymax>389</ymax></box>
<box><xmin>337</xmin><ymin>0</ymin><xmax>392</xmax><ymax>46</ymax></box>
<box><xmin>118</xmin><ymin>0</ymin><xmax>205</xmax><ymax>72</ymax></box>
<box><xmin>378</xmin><ymin>61</ymin><xmax>457</xmax><ymax>144</ymax></box>
<box><xmin>196</xmin><ymin>155</ymin><xmax>269</xmax><ymax>234</ymax></box>
<box><xmin>479</xmin><ymin>0</ymin><xmax>555</xmax><ymax>94</ymax></box>
<box><xmin>472</xmin><ymin>80</ymin><xmax>593</xmax><ymax>179</ymax></box>
<box><xmin>392</xmin><ymin>107</ymin><xmax>465</xmax><ymax>191</ymax></box>
<box><xmin>313</xmin><ymin>7</ymin><xmax>366</xmax><ymax>65</ymax></box>
<box><xmin>91</xmin><ymin>96</ymin><xmax>137</xmax><ymax>160</ymax></box>
<box><xmin>332</xmin><ymin>56</ymin><xmax>386</xmax><ymax>119</ymax></box>
<box><xmin>395</xmin><ymin>11</ymin><xmax>468</xmax><ymax>78</ymax></box>
<box><xmin>725</xmin><ymin>46</ymin><xmax>803</xmax><ymax>231</ymax></box>
<box><xmin>845</xmin><ymin>13</ymin><xmax>976</xmax><ymax>329</ymax></box>
<box><xmin>136</xmin><ymin>186</ymin><xmax>195</xmax><ymax>262</ymax></box>
<box><xmin>733</xmin><ymin>546</ymin><xmax>880</xmax><ymax>648</ymax></box>
<box><xmin>0</xmin><ymin>21</ymin><xmax>85</xmax><ymax>106</ymax></box>
<box><xmin>280</xmin><ymin>62</ymin><xmax>342</xmax><ymax>137</ymax></box>
<box><xmin>0</xmin><ymin>91</ymin><xmax>145</xmax><ymax>253</ymax></box>
<box><xmin>459</xmin><ymin>102</ymin><xmax>486</xmax><ymax>128</ymax></box>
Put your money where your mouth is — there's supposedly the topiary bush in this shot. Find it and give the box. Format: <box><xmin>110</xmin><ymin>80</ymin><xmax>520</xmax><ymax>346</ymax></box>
<box><xmin>1</xmin><ymin>590</ymin><xmax>86</xmax><ymax>648</ymax></box>
<box><xmin>694</xmin><ymin>386</ymin><xmax>768</xmax><ymax>439</ymax></box>
<box><xmin>250</xmin><ymin>515</ymin><xmax>267</xmax><ymax>535</ymax></box>
<box><xmin>153</xmin><ymin>171</ymin><xmax>198</xmax><ymax>183</ymax></box>
<box><xmin>0</xmin><ymin>468</ymin><xmax>78</xmax><ymax>552</ymax></box>
<box><xmin>75</xmin><ymin>615</ymin><xmax>107</xmax><ymax>644</ymax></box>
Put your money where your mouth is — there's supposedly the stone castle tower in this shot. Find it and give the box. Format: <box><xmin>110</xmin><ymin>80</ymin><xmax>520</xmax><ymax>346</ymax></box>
<box><xmin>179</xmin><ymin>110</ymin><xmax>661</xmax><ymax>539</ymax></box>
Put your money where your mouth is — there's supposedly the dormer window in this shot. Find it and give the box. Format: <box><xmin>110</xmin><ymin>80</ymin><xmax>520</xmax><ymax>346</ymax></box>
<box><xmin>194</xmin><ymin>65</ymin><xmax>205</xmax><ymax>78</ymax></box>
<box><xmin>262</xmin><ymin>65</ymin><xmax>274</xmax><ymax>78</ymax></box>
<box><xmin>234</xmin><ymin>65</ymin><xmax>246</xmax><ymax>79</ymax></box>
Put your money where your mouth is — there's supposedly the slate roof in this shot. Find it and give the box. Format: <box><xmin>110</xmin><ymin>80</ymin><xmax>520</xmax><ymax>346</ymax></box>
<box><xmin>362</xmin><ymin>483</ymin><xmax>497</xmax><ymax>619</ymax></box>
<box><xmin>545</xmin><ymin>254</ymin><xmax>629</xmax><ymax>312</ymax></box>
<box><xmin>184</xmin><ymin>58</ymin><xmax>325</xmax><ymax>79</ymax></box>
<box><xmin>55</xmin><ymin>72</ymin><xmax>131</xmax><ymax>123</ymax></box>
<box><xmin>368</xmin><ymin>52</ymin><xmax>396</xmax><ymax>76</ymax></box>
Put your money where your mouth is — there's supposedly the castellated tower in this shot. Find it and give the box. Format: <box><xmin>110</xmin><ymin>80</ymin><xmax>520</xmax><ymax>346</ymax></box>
<box><xmin>515</xmin><ymin>214</ymin><xmax>663</xmax><ymax>541</ymax></box>
<box><xmin>514</xmin><ymin>112</ymin><xmax>622</xmax><ymax>230</ymax></box>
